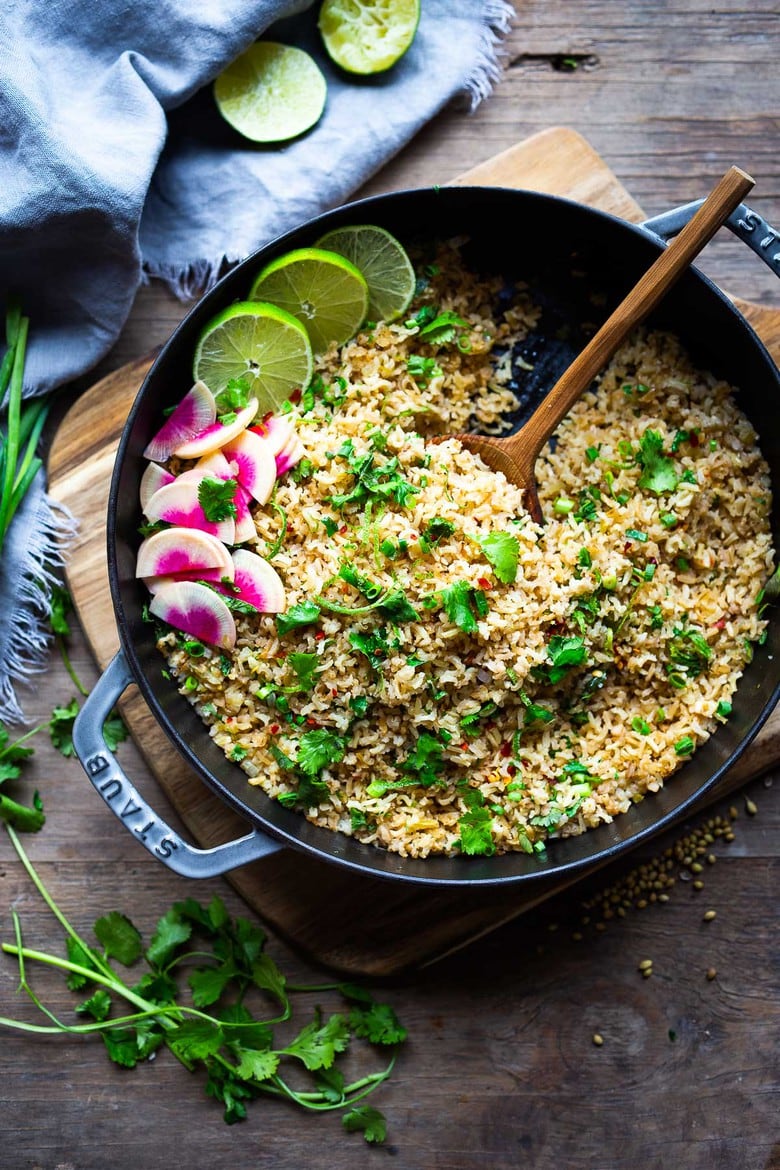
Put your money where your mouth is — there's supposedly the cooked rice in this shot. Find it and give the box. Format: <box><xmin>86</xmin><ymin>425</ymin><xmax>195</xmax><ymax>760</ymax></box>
<box><xmin>158</xmin><ymin>244</ymin><xmax>774</xmax><ymax>859</ymax></box>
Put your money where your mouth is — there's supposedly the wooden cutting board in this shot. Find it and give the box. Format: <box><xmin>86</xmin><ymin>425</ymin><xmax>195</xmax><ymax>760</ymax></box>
<box><xmin>47</xmin><ymin>128</ymin><xmax>780</xmax><ymax>977</ymax></box>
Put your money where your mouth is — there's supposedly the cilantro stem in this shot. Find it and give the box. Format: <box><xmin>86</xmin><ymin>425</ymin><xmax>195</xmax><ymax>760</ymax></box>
<box><xmin>56</xmin><ymin>639</ymin><xmax>89</xmax><ymax>697</ymax></box>
<box><xmin>265</xmin><ymin>1057</ymin><xmax>396</xmax><ymax>1110</ymax></box>
<box><xmin>264</xmin><ymin>500</ymin><xmax>288</xmax><ymax>561</ymax></box>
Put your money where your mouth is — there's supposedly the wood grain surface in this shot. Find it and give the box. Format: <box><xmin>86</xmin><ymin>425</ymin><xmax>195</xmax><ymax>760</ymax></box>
<box><xmin>47</xmin><ymin>127</ymin><xmax>780</xmax><ymax>978</ymax></box>
<box><xmin>3</xmin><ymin>4</ymin><xmax>779</xmax><ymax>1168</ymax></box>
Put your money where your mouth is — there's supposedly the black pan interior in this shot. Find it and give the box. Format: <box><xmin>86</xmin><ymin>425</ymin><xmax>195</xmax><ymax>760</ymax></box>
<box><xmin>108</xmin><ymin>187</ymin><xmax>780</xmax><ymax>886</ymax></box>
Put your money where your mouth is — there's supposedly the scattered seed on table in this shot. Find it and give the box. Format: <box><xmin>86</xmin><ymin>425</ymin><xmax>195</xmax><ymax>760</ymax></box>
<box><xmin>638</xmin><ymin>959</ymin><xmax>653</xmax><ymax>972</ymax></box>
<box><xmin>745</xmin><ymin>797</ymin><xmax>758</xmax><ymax>816</ymax></box>
<box><xmin>703</xmin><ymin>909</ymin><xmax>717</xmax><ymax>922</ymax></box>
<box><xmin>693</xmin><ymin>880</ymin><xmax>705</xmax><ymax>890</ymax></box>
<box><xmin>706</xmin><ymin>967</ymin><xmax>717</xmax><ymax>981</ymax></box>
<box><xmin>592</xmin><ymin>1033</ymin><xmax>604</xmax><ymax>1047</ymax></box>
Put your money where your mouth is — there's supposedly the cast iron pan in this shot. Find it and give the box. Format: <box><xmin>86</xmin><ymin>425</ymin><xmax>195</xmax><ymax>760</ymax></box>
<box><xmin>73</xmin><ymin>186</ymin><xmax>780</xmax><ymax>886</ymax></box>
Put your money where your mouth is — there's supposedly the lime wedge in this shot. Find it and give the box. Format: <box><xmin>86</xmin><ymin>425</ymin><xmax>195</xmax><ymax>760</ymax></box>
<box><xmin>318</xmin><ymin>0</ymin><xmax>420</xmax><ymax>75</ymax></box>
<box><xmin>193</xmin><ymin>302</ymin><xmax>313</xmax><ymax>412</ymax></box>
<box><xmin>248</xmin><ymin>247</ymin><xmax>369</xmax><ymax>353</ymax></box>
<box><xmin>214</xmin><ymin>42</ymin><xmax>326</xmax><ymax>143</ymax></box>
<box><xmin>315</xmin><ymin>224</ymin><xmax>416</xmax><ymax>322</ymax></box>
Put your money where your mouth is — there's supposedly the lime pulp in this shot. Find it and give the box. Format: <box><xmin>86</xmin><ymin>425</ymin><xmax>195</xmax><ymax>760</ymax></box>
<box><xmin>318</xmin><ymin>0</ymin><xmax>420</xmax><ymax>75</ymax></box>
<box><xmin>315</xmin><ymin>224</ymin><xmax>416</xmax><ymax>322</ymax></box>
<box><xmin>214</xmin><ymin>42</ymin><xmax>326</xmax><ymax>143</ymax></box>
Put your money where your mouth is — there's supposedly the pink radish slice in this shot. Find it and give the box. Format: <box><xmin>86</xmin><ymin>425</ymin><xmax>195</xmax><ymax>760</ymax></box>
<box><xmin>143</xmin><ymin>479</ymin><xmax>235</xmax><ymax>545</ymax></box>
<box><xmin>233</xmin><ymin>485</ymin><xmax>257</xmax><ymax>545</ymax></box>
<box><xmin>275</xmin><ymin>435</ymin><xmax>306</xmax><ymax>477</ymax></box>
<box><xmin>249</xmin><ymin>414</ymin><xmax>295</xmax><ymax>456</ymax></box>
<box><xmin>144</xmin><ymin>565</ymin><xmax>232</xmax><ymax>595</ymax></box>
<box><xmin>221</xmin><ymin>549</ymin><xmax>286</xmax><ymax>613</ymax></box>
<box><xmin>136</xmin><ymin>527</ymin><xmax>234</xmax><ymax>580</ymax></box>
<box><xmin>139</xmin><ymin>462</ymin><xmax>176</xmax><ymax>511</ymax></box>
<box><xmin>143</xmin><ymin>382</ymin><xmax>216</xmax><ymax>462</ymax></box>
<box><xmin>173</xmin><ymin>400</ymin><xmax>259</xmax><ymax>459</ymax></box>
<box><xmin>150</xmin><ymin>581</ymin><xmax>236</xmax><ymax>650</ymax></box>
<box><xmin>177</xmin><ymin>450</ymin><xmax>234</xmax><ymax>484</ymax></box>
<box><xmin>221</xmin><ymin>429</ymin><xmax>277</xmax><ymax>505</ymax></box>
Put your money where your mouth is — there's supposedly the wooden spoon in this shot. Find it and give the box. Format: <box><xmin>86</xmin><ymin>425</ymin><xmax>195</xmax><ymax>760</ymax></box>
<box><xmin>452</xmin><ymin>166</ymin><xmax>755</xmax><ymax>523</ymax></box>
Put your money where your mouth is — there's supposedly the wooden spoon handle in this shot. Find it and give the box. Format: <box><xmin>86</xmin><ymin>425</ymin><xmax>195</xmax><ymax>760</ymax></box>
<box><xmin>510</xmin><ymin>166</ymin><xmax>755</xmax><ymax>470</ymax></box>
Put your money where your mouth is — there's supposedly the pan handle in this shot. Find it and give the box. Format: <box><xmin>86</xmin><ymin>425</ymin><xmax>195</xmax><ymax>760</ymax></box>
<box><xmin>72</xmin><ymin>651</ymin><xmax>283</xmax><ymax>878</ymax></box>
<box><xmin>642</xmin><ymin>200</ymin><xmax>780</xmax><ymax>281</ymax></box>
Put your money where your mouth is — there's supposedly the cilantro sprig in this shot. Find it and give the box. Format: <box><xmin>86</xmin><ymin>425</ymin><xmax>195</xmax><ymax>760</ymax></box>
<box><xmin>635</xmin><ymin>429</ymin><xmax>679</xmax><ymax>495</ymax></box>
<box><xmin>0</xmin><ymin>827</ymin><xmax>405</xmax><ymax>1143</ymax></box>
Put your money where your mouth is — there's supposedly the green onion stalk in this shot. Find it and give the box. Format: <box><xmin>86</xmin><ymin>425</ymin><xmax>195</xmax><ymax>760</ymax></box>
<box><xmin>0</xmin><ymin>300</ymin><xmax>50</xmax><ymax>552</ymax></box>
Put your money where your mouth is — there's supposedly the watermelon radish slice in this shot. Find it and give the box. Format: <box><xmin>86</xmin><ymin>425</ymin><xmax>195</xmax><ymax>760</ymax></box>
<box><xmin>221</xmin><ymin>549</ymin><xmax>286</xmax><ymax>612</ymax></box>
<box><xmin>233</xmin><ymin>484</ymin><xmax>257</xmax><ymax>545</ymax></box>
<box><xmin>143</xmin><ymin>382</ymin><xmax>216</xmax><ymax>462</ymax></box>
<box><xmin>275</xmin><ymin>433</ymin><xmax>306</xmax><ymax>477</ymax></box>
<box><xmin>136</xmin><ymin>527</ymin><xmax>234</xmax><ymax>582</ymax></box>
<box><xmin>150</xmin><ymin>580</ymin><xmax>236</xmax><ymax>650</ymax></box>
<box><xmin>140</xmin><ymin>462</ymin><xmax>176</xmax><ymax>511</ymax></box>
<box><xmin>143</xmin><ymin>479</ymin><xmax>236</xmax><ymax>544</ymax></box>
<box><xmin>221</xmin><ymin>429</ymin><xmax>277</xmax><ymax>505</ymax></box>
<box><xmin>176</xmin><ymin>449</ymin><xmax>234</xmax><ymax>485</ymax></box>
<box><xmin>249</xmin><ymin>414</ymin><xmax>296</xmax><ymax>457</ymax></box>
<box><xmin>173</xmin><ymin>400</ymin><xmax>259</xmax><ymax>459</ymax></box>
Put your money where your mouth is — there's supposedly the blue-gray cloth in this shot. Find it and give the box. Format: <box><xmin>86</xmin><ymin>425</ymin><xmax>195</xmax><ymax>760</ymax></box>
<box><xmin>0</xmin><ymin>0</ymin><xmax>513</xmax><ymax>720</ymax></box>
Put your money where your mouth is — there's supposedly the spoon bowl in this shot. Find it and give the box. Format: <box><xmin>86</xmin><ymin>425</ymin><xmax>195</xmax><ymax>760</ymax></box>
<box><xmin>452</xmin><ymin>166</ymin><xmax>755</xmax><ymax>522</ymax></box>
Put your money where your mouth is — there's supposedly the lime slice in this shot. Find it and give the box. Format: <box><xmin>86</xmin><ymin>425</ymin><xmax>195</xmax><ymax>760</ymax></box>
<box><xmin>193</xmin><ymin>302</ymin><xmax>313</xmax><ymax>411</ymax></box>
<box><xmin>315</xmin><ymin>224</ymin><xmax>416</xmax><ymax>322</ymax></box>
<box><xmin>318</xmin><ymin>0</ymin><xmax>420</xmax><ymax>75</ymax></box>
<box><xmin>248</xmin><ymin>247</ymin><xmax>369</xmax><ymax>353</ymax></box>
<box><xmin>214</xmin><ymin>42</ymin><xmax>326</xmax><ymax>143</ymax></box>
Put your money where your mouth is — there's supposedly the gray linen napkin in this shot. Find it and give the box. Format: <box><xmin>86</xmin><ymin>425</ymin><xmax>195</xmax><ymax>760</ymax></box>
<box><xmin>0</xmin><ymin>0</ymin><xmax>513</xmax><ymax>721</ymax></box>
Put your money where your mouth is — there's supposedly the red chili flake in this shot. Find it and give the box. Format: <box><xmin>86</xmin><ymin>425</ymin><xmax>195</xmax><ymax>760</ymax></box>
<box><xmin>331</xmin><ymin>688</ymin><xmax>338</xmax><ymax>697</ymax></box>
<box><xmin>314</xmin><ymin>630</ymin><xmax>325</xmax><ymax>641</ymax></box>
<box><xmin>289</xmin><ymin>388</ymin><xmax>302</xmax><ymax>404</ymax></box>
<box><xmin>507</xmin><ymin>763</ymin><xmax>517</xmax><ymax>777</ymax></box>
<box><xmin>623</xmin><ymin>542</ymin><xmax>632</xmax><ymax>555</ymax></box>
<box><xmin>690</xmin><ymin>431</ymin><xmax>700</xmax><ymax>447</ymax></box>
<box><xmin>712</xmin><ymin>618</ymin><xmax>726</xmax><ymax>630</ymax></box>
<box><xmin>339</xmin><ymin>525</ymin><xmax>348</xmax><ymax>535</ymax></box>
<box><xmin>478</xmin><ymin>577</ymin><xmax>492</xmax><ymax>590</ymax></box>
<box><xmin>269</xmin><ymin>723</ymin><xmax>280</xmax><ymax>735</ymax></box>
<box><xmin>460</xmin><ymin>742</ymin><xmax>469</xmax><ymax>751</ymax></box>
<box><xmin>500</xmin><ymin>741</ymin><xmax>512</xmax><ymax>758</ymax></box>
<box><xmin>306</xmin><ymin>717</ymin><xmax>319</xmax><ymax>727</ymax></box>
<box><xmin>408</xmin><ymin>532</ymin><xmax>418</xmax><ymax>540</ymax></box>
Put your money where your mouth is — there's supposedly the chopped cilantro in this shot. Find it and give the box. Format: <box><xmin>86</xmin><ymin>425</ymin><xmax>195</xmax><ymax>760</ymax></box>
<box><xmin>322</xmin><ymin>517</ymin><xmax>339</xmax><ymax>537</ymax></box>
<box><xmin>330</xmin><ymin>446</ymin><xmax>419</xmax><ymax>511</ymax></box>
<box><xmin>417</xmin><ymin>310</ymin><xmax>468</xmax><ymax>345</ymax></box>
<box><xmin>214</xmin><ymin>376</ymin><xmax>251</xmax><ymax>417</ymax></box>
<box><xmin>533</xmin><ymin>635</ymin><xmax>588</xmax><ymax>686</ymax></box>
<box><xmin>197</xmin><ymin>477</ymin><xmax>237</xmax><ymax>523</ymax></box>
<box><xmin>348</xmin><ymin>696</ymin><xmax>370</xmax><ymax>718</ymax></box>
<box><xmin>287</xmin><ymin>652</ymin><xmax>322</xmax><ymax>693</ymax></box>
<box><xmin>348</xmin><ymin>626</ymin><xmax>397</xmax><ymax>673</ymax></box>
<box><xmin>459</xmin><ymin>701</ymin><xmax>498</xmax><ymax>734</ymax></box>
<box><xmin>276</xmin><ymin>601</ymin><xmax>321</xmax><ymax>636</ymax></box>
<box><xmin>401</xmin><ymin>732</ymin><xmax>444</xmax><ymax>787</ymax></box>
<box><xmin>636</xmin><ymin>430</ymin><xmax>678</xmax><ymax>495</ymax></box>
<box><xmin>438</xmin><ymin>580</ymin><xmax>484</xmax><ymax>634</ymax></box>
<box><xmin>406</xmin><ymin>355</ymin><xmax>443</xmax><ymax>386</ymax></box>
<box><xmin>458</xmin><ymin>804</ymin><xmax>495</xmax><ymax>856</ymax></box>
<box><xmin>475</xmin><ymin>530</ymin><xmax>519</xmax><ymax>584</ymax></box>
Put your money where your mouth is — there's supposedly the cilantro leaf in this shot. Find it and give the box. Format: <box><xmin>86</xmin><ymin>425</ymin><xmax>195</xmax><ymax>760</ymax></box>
<box><xmin>146</xmin><ymin>908</ymin><xmax>192</xmax><ymax>969</ymax></box>
<box><xmin>475</xmin><ymin>531</ymin><xmax>519</xmax><ymax>584</ymax></box>
<box><xmin>102</xmin><ymin>1026</ymin><xmax>141</xmax><ymax>1069</ymax></box>
<box><xmin>348</xmin><ymin>1001</ymin><xmax>408</xmax><ymax>1046</ymax></box>
<box><xmin>167</xmin><ymin>1019</ymin><xmax>224</xmax><ymax>1064</ymax></box>
<box><xmin>439</xmin><ymin>580</ymin><xmax>485</xmax><ymax>634</ymax></box>
<box><xmin>65</xmin><ymin>935</ymin><xmax>102</xmax><ymax>990</ymax></box>
<box><xmin>342</xmin><ymin>1105</ymin><xmax>388</xmax><ymax>1144</ymax></box>
<box><xmin>198</xmin><ymin>477</ymin><xmax>238</xmax><ymax>523</ymax></box>
<box><xmin>50</xmin><ymin>583</ymin><xmax>73</xmax><ymax>637</ymax></box>
<box><xmin>189</xmin><ymin>961</ymin><xmax>238</xmax><ymax>1008</ymax></box>
<box><xmin>287</xmin><ymin>651</ymin><xmax>322</xmax><ymax>692</ymax></box>
<box><xmin>296</xmin><ymin>729</ymin><xmax>346</xmax><ymax>777</ymax></box>
<box><xmin>349</xmin><ymin>626</ymin><xmax>397</xmax><ymax>673</ymax></box>
<box><xmin>49</xmin><ymin>698</ymin><xmax>80</xmax><ymax>757</ymax></box>
<box><xmin>401</xmin><ymin>732</ymin><xmax>444</xmax><ymax>787</ymax></box>
<box><xmin>214</xmin><ymin>376</ymin><xmax>251</xmax><ymax>416</ymax></box>
<box><xmin>102</xmin><ymin>712</ymin><xmax>129</xmax><ymax>752</ymax></box>
<box><xmin>232</xmin><ymin>1044</ymin><xmax>279</xmax><ymax>1082</ymax></box>
<box><xmin>275</xmin><ymin>601</ymin><xmax>321</xmax><ymax>636</ymax></box>
<box><xmin>94</xmin><ymin>911</ymin><xmax>143</xmax><ymax>966</ymax></box>
<box><xmin>636</xmin><ymin>429</ymin><xmax>679</xmax><ymax>495</ymax></box>
<box><xmin>418</xmin><ymin>310</ymin><xmax>468</xmax><ymax>345</ymax></box>
<box><xmin>407</xmin><ymin>354</ymin><xmax>442</xmax><ymax>386</ymax></box>
<box><xmin>76</xmin><ymin>987</ymin><xmax>113</xmax><ymax>1022</ymax></box>
<box><xmin>533</xmin><ymin>635</ymin><xmax>589</xmax><ymax>685</ymax></box>
<box><xmin>282</xmin><ymin>1011</ymin><xmax>350</xmax><ymax>1071</ymax></box>
<box><xmin>251</xmin><ymin>953</ymin><xmax>288</xmax><ymax>1006</ymax></box>
<box><xmin>458</xmin><ymin>803</ymin><xmax>496</xmax><ymax>856</ymax></box>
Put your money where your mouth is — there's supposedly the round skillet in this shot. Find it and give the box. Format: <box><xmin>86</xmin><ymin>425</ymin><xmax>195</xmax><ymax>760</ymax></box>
<box><xmin>73</xmin><ymin>186</ymin><xmax>780</xmax><ymax>886</ymax></box>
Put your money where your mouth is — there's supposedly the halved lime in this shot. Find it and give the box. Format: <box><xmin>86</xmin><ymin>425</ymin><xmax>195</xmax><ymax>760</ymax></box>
<box><xmin>248</xmin><ymin>247</ymin><xmax>369</xmax><ymax>353</ymax></box>
<box><xmin>315</xmin><ymin>224</ymin><xmax>416</xmax><ymax>322</ymax></box>
<box><xmin>193</xmin><ymin>302</ymin><xmax>313</xmax><ymax>411</ymax></box>
<box><xmin>214</xmin><ymin>42</ymin><xmax>326</xmax><ymax>143</ymax></box>
<box><xmin>318</xmin><ymin>0</ymin><xmax>420</xmax><ymax>75</ymax></box>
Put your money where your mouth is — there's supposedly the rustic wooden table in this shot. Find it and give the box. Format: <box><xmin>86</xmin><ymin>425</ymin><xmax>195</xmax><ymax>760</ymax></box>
<box><xmin>3</xmin><ymin>3</ymin><xmax>778</xmax><ymax>1168</ymax></box>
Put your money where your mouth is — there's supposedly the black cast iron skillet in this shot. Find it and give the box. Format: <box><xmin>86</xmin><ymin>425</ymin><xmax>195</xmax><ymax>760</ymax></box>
<box><xmin>73</xmin><ymin>185</ymin><xmax>780</xmax><ymax>887</ymax></box>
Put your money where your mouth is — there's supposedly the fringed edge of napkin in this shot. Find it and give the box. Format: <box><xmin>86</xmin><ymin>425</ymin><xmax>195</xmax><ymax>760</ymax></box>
<box><xmin>0</xmin><ymin>493</ymin><xmax>79</xmax><ymax>726</ymax></box>
<box><xmin>461</xmin><ymin>0</ymin><xmax>516</xmax><ymax>110</ymax></box>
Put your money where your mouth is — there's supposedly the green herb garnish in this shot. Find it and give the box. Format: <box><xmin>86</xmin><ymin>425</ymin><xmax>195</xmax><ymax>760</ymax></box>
<box><xmin>474</xmin><ymin>530</ymin><xmax>519</xmax><ymax>584</ymax></box>
<box><xmin>197</xmin><ymin>477</ymin><xmax>238</xmax><ymax>523</ymax></box>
